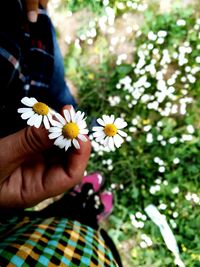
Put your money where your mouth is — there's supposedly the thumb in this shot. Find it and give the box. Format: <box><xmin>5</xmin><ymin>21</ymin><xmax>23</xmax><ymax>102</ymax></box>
<box><xmin>0</xmin><ymin>126</ymin><xmax>52</xmax><ymax>182</ymax></box>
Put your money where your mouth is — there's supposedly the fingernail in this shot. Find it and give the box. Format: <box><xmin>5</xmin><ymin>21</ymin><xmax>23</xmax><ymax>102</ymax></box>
<box><xmin>28</xmin><ymin>11</ymin><xmax>38</xmax><ymax>23</ymax></box>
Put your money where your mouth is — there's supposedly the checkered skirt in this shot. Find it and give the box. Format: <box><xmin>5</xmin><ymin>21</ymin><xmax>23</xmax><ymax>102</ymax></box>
<box><xmin>0</xmin><ymin>216</ymin><xmax>118</xmax><ymax>266</ymax></box>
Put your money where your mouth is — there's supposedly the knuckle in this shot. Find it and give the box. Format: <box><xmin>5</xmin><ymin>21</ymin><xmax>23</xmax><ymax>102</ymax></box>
<box><xmin>23</xmin><ymin>127</ymin><xmax>46</xmax><ymax>153</ymax></box>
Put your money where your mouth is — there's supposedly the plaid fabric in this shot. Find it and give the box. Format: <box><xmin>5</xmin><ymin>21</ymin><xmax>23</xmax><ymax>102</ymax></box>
<box><xmin>0</xmin><ymin>216</ymin><xmax>118</xmax><ymax>267</ymax></box>
<box><xmin>0</xmin><ymin>1</ymin><xmax>54</xmax><ymax>137</ymax></box>
<box><xmin>0</xmin><ymin>0</ymin><xmax>76</xmax><ymax>138</ymax></box>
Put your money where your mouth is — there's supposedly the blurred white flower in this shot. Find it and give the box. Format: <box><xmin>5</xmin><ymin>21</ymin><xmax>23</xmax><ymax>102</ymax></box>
<box><xmin>169</xmin><ymin>137</ymin><xmax>178</xmax><ymax>144</ymax></box>
<box><xmin>173</xmin><ymin>158</ymin><xmax>180</xmax><ymax>165</ymax></box>
<box><xmin>177</xmin><ymin>19</ymin><xmax>186</xmax><ymax>26</ymax></box>
<box><xmin>187</xmin><ymin>125</ymin><xmax>195</xmax><ymax>134</ymax></box>
<box><xmin>141</xmin><ymin>234</ymin><xmax>153</xmax><ymax>247</ymax></box>
<box><xmin>143</xmin><ymin>125</ymin><xmax>152</xmax><ymax>132</ymax></box>
<box><xmin>140</xmin><ymin>241</ymin><xmax>148</xmax><ymax>248</ymax></box>
<box><xmin>196</xmin><ymin>56</ymin><xmax>200</xmax><ymax>63</ymax></box>
<box><xmin>181</xmin><ymin>134</ymin><xmax>193</xmax><ymax>142</ymax></box>
<box><xmin>159</xmin><ymin>203</ymin><xmax>167</xmax><ymax>210</ymax></box>
<box><xmin>158</xmin><ymin>30</ymin><xmax>167</xmax><ymax>38</ymax></box>
<box><xmin>136</xmin><ymin>212</ymin><xmax>142</xmax><ymax>219</ymax></box>
<box><xmin>108</xmin><ymin>96</ymin><xmax>121</xmax><ymax>106</ymax></box>
<box><xmin>159</xmin><ymin>166</ymin><xmax>165</xmax><ymax>173</ymax></box>
<box><xmin>148</xmin><ymin>31</ymin><xmax>157</xmax><ymax>41</ymax></box>
<box><xmin>172</xmin><ymin>187</ymin><xmax>180</xmax><ymax>194</ymax></box>
<box><xmin>173</xmin><ymin>212</ymin><xmax>179</xmax><ymax>218</ymax></box>
<box><xmin>146</xmin><ymin>133</ymin><xmax>153</xmax><ymax>143</ymax></box>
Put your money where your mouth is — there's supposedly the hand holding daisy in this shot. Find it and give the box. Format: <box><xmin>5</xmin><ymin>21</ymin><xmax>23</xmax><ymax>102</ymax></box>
<box><xmin>17</xmin><ymin>97</ymin><xmax>128</xmax><ymax>152</ymax></box>
<box><xmin>0</xmin><ymin>120</ymin><xmax>91</xmax><ymax>208</ymax></box>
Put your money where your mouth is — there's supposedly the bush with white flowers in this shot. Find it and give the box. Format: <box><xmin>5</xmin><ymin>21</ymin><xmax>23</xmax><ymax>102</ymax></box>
<box><xmin>54</xmin><ymin>1</ymin><xmax>200</xmax><ymax>266</ymax></box>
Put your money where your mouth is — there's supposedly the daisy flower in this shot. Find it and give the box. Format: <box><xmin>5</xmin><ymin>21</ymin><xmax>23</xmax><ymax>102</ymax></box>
<box><xmin>18</xmin><ymin>97</ymin><xmax>55</xmax><ymax>129</ymax></box>
<box><xmin>48</xmin><ymin>106</ymin><xmax>88</xmax><ymax>151</ymax></box>
<box><xmin>92</xmin><ymin>115</ymin><xmax>127</xmax><ymax>150</ymax></box>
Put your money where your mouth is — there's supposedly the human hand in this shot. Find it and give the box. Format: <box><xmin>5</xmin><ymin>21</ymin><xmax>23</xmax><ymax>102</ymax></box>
<box><xmin>24</xmin><ymin>0</ymin><xmax>49</xmax><ymax>23</ymax></box>
<box><xmin>0</xmin><ymin>107</ymin><xmax>91</xmax><ymax>209</ymax></box>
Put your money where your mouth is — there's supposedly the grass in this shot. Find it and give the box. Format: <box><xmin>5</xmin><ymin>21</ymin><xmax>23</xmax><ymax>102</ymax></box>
<box><xmin>53</xmin><ymin>0</ymin><xmax>200</xmax><ymax>265</ymax></box>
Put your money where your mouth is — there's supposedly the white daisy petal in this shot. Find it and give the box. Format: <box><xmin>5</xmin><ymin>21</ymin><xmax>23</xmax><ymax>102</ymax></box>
<box><xmin>43</xmin><ymin>116</ymin><xmax>50</xmax><ymax>129</ymax></box>
<box><xmin>92</xmin><ymin>126</ymin><xmax>104</xmax><ymax>131</ymax></box>
<box><xmin>93</xmin><ymin>130</ymin><xmax>105</xmax><ymax>138</ymax></box>
<box><xmin>117</xmin><ymin>129</ymin><xmax>127</xmax><ymax>137</ymax></box>
<box><xmin>49</xmin><ymin>108</ymin><xmax>56</xmax><ymax>115</ymax></box>
<box><xmin>27</xmin><ymin>114</ymin><xmax>38</xmax><ymax>126</ymax></box>
<box><xmin>78</xmin><ymin>120</ymin><xmax>87</xmax><ymax>129</ymax></box>
<box><xmin>29</xmin><ymin>97</ymin><xmax>38</xmax><ymax>104</ymax></box>
<box><xmin>64</xmin><ymin>140</ymin><xmax>72</xmax><ymax>151</ymax></box>
<box><xmin>54</xmin><ymin>136</ymin><xmax>65</xmax><ymax>146</ymax></box>
<box><xmin>108</xmin><ymin>137</ymin><xmax>115</xmax><ymax>150</ymax></box>
<box><xmin>73</xmin><ymin>139</ymin><xmax>80</xmax><ymax>149</ymax></box>
<box><xmin>54</xmin><ymin>113</ymin><xmax>66</xmax><ymax>125</ymax></box>
<box><xmin>97</xmin><ymin>118</ymin><xmax>106</xmax><ymax>126</ymax></box>
<box><xmin>49</xmin><ymin>127</ymin><xmax>62</xmax><ymax>133</ymax></box>
<box><xmin>114</xmin><ymin>118</ymin><xmax>127</xmax><ymax>129</ymax></box>
<box><xmin>109</xmin><ymin>115</ymin><xmax>115</xmax><ymax>124</ymax></box>
<box><xmin>96</xmin><ymin>135</ymin><xmax>106</xmax><ymax>142</ymax></box>
<box><xmin>63</xmin><ymin>110</ymin><xmax>71</xmax><ymax>122</ymax></box>
<box><xmin>58</xmin><ymin>139</ymin><xmax>68</xmax><ymax>149</ymax></box>
<box><xmin>114</xmin><ymin>134</ymin><xmax>124</xmax><ymax>148</ymax></box>
<box><xmin>50</xmin><ymin>119</ymin><xmax>63</xmax><ymax>128</ymax></box>
<box><xmin>21</xmin><ymin>110</ymin><xmax>34</xmax><ymax>120</ymax></box>
<box><xmin>70</xmin><ymin>107</ymin><xmax>76</xmax><ymax>122</ymax></box>
<box><xmin>33</xmin><ymin>115</ymin><xmax>43</xmax><ymax>128</ymax></box>
<box><xmin>102</xmin><ymin>115</ymin><xmax>111</xmax><ymax>124</ymax></box>
<box><xmin>78</xmin><ymin>134</ymin><xmax>87</xmax><ymax>142</ymax></box>
<box><xmin>79</xmin><ymin>128</ymin><xmax>89</xmax><ymax>135</ymax></box>
<box><xmin>77</xmin><ymin>112</ymin><xmax>85</xmax><ymax>124</ymax></box>
<box><xmin>49</xmin><ymin>132</ymin><xmax>62</xmax><ymax>139</ymax></box>
<box><xmin>104</xmin><ymin>136</ymin><xmax>110</xmax><ymax>147</ymax></box>
<box><xmin>74</xmin><ymin>111</ymin><xmax>81</xmax><ymax>123</ymax></box>
<box><xmin>18</xmin><ymin>108</ymin><xmax>32</xmax><ymax>113</ymax></box>
<box><xmin>57</xmin><ymin>140</ymin><xmax>66</xmax><ymax>149</ymax></box>
<box><xmin>21</xmin><ymin>97</ymin><xmax>36</xmax><ymax>107</ymax></box>
<box><xmin>47</xmin><ymin>114</ymin><xmax>57</xmax><ymax>127</ymax></box>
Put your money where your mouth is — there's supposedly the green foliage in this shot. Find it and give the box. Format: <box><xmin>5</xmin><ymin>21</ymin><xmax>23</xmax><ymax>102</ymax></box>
<box><xmin>63</xmin><ymin>1</ymin><xmax>200</xmax><ymax>266</ymax></box>
<box><xmin>64</xmin><ymin>0</ymin><xmax>103</xmax><ymax>13</ymax></box>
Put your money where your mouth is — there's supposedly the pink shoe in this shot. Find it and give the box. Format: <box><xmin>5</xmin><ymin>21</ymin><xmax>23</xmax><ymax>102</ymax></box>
<box><xmin>97</xmin><ymin>191</ymin><xmax>113</xmax><ymax>222</ymax></box>
<box><xmin>71</xmin><ymin>172</ymin><xmax>105</xmax><ymax>195</ymax></box>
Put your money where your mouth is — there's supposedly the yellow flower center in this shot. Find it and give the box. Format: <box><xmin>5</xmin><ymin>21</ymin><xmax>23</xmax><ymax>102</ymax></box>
<box><xmin>62</xmin><ymin>122</ymin><xmax>79</xmax><ymax>139</ymax></box>
<box><xmin>33</xmin><ymin>102</ymin><xmax>49</xmax><ymax>115</ymax></box>
<box><xmin>104</xmin><ymin>124</ymin><xmax>117</xmax><ymax>137</ymax></box>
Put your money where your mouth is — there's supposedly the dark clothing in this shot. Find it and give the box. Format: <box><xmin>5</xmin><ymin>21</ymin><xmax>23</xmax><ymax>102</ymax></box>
<box><xmin>0</xmin><ymin>0</ymin><xmax>76</xmax><ymax>138</ymax></box>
